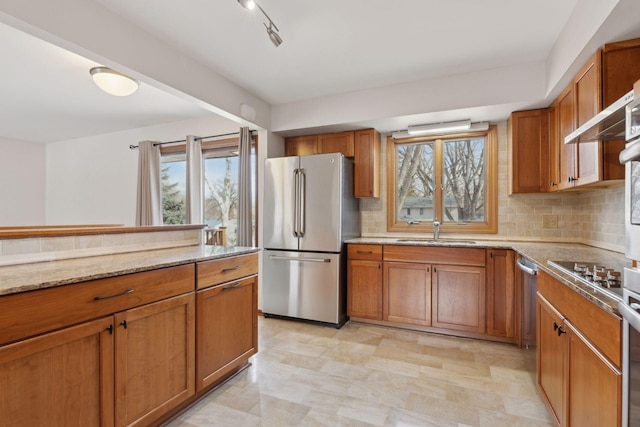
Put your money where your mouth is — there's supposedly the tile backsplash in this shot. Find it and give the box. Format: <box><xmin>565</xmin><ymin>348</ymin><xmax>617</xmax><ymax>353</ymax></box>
<box><xmin>361</xmin><ymin>121</ymin><xmax>625</xmax><ymax>253</ymax></box>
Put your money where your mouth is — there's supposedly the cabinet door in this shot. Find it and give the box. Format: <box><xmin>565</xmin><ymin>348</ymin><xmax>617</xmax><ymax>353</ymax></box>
<box><xmin>347</xmin><ymin>259</ymin><xmax>383</xmax><ymax>320</ymax></box>
<box><xmin>0</xmin><ymin>317</ymin><xmax>114</xmax><ymax>427</ymax></box>
<box><xmin>537</xmin><ymin>295</ymin><xmax>565</xmax><ymax>426</ymax></box>
<box><xmin>556</xmin><ymin>83</ymin><xmax>576</xmax><ymax>190</ymax></box>
<box><xmin>317</xmin><ymin>131</ymin><xmax>355</xmax><ymax>157</ymax></box>
<box><xmin>548</xmin><ymin>103</ymin><xmax>560</xmax><ymax>191</ymax></box>
<box><xmin>508</xmin><ymin>110</ymin><xmax>549</xmax><ymax>194</ymax></box>
<box><xmin>285</xmin><ymin>135</ymin><xmax>317</xmax><ymax>156</ymax></box>
<box><xmin>565</xmin><ymin>321</ymin><xmax>621</xmax><ymax>427</ymax></box>
<box><xmin>354</xmin><ymin>129</ymin><xmax>380</xmax><ymax>198</ymax></box>
<box><xmin>432</xmin><ymin>264</ymin><xmax>486</xmax><ymax>333</ymax></box>
<box><xmin>197</xmin><ymin>276</ymin><xmax>257</xmax><ymax>390</ymax></box>
<box><xmin>115</xmin><ymin>293</ymin><xmax>195</xmax><ymax>427</ymax></box>
<box><xmin>383</xmin><ymin>262</ymin><xmax>431</xmax><ymax>326</ymax></box>
<box><xmin>574</xmin><ymin>52</ymin><xmax>602</xmax><ymax>187</ymax></box>
<box><xmin>486</xmin><ymin>249</ymin><xmax>515</xmax><ymax>338</ymax></box>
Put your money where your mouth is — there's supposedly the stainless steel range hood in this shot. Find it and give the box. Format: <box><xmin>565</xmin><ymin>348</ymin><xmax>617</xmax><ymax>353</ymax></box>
<box><xmin>564</xmin><ymin>90</ymin><xmax>634</xmax><ymax>144</ymax></box>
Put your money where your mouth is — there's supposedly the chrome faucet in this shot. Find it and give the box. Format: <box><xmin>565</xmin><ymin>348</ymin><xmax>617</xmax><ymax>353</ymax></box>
<box><xmin>433</xmin><ymin>220</ymin><xmax>441</xmax><ymax>240</ymax></box>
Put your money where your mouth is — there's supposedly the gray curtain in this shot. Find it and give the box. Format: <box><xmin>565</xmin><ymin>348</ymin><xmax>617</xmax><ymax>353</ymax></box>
<box><xmin>185</xmin><ymin>135</ymin><xmax>204</xmax><ymax>224</ymax></box>
<box><xmin>237</xmin><ymin>127</ymin><xmax>253</xmax><ymax>246</ymax></box>
<box><xmin>135</xmin><ymin>140</ymin><xmax>162</xmax><ymax>226</ymax></box>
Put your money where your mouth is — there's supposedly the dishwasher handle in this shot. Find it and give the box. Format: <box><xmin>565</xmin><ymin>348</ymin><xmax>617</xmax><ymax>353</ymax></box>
<box><xmin>517</xmin><ymin>258</ymin><xmax>538</xmax><ymax>276</ymax></box>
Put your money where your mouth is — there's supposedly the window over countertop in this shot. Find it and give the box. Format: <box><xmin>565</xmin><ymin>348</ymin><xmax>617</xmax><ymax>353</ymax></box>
<box><xmin>387</xmin><ymin>126</ymin><xmax>497</xmax><ymax>234</ymax></box>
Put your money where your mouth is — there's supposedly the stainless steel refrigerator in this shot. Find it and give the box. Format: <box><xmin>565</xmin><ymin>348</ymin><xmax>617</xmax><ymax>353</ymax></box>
<box><xmin>262</xmin><ymin>153</ymin><xmax>360</xmax><ymax>327</ymax></box>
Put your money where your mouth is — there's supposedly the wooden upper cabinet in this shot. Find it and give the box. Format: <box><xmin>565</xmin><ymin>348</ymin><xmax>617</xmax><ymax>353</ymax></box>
<box><xmin>285</xmin><ymin>135</ymin><xmax>317</xmax><ymax>156</ymax></box>
<box><xmin>508</xmin><ymin>109</ymin><xmax>550</xmax><ymax>194</ymax></box>
<box><xmin>556</xmin><ymin>83</ymin><xmax>577</xmax><ymax>190</ymax></box>
<box><xmin>317</xmin><ymin>131</ymin><xmax>355</xmax><ymax>157</ymax></box>
<box><xmin>574</xmin><ymin>51</ymin><xmax>602</xmax><ymax>187</ymax></box>
<box><xmin>602</xmin><ymin>37</ymin><xmax>640</xmax><ymax>106</ymax></box>
<box><xmin>548</xmin><ymin>103</ymin><xmax>560</xmax><ymax>191</ymax></box>
<box><xmin>354</xmin><ymin>128</ymin><xmax>380</xmax><ymax>198</ymax></box>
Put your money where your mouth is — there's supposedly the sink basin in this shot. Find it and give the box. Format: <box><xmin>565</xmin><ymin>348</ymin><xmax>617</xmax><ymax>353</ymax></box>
<box><xmin>395</xmin><ymin>239</ymin><xmax>476</xmax><ymax>245</ymax></box>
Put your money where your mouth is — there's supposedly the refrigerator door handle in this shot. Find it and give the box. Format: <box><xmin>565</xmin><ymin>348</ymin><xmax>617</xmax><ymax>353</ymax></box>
<box><xmin>269</xmin><ymin>255</ymin><xmax>331</xmax><ymax>263</ymax></box>
<box><xmin>293</xmin><ymin>168</ymin><xmax>300</xmax><ymax>237</ymax></box>
<box><xmin>299</xmin><ymin>168</ymin><xmax>306</xmax><ymax>237</ymax></box>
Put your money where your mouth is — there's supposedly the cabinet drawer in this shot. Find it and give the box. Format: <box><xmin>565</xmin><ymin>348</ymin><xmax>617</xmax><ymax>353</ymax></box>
<box><xmin>348</xmin><ymin>244</ymin><xmax>383</xmax><ymax>261</ymax></box>
<box><xmin>383</xmin><ymin>245</ymin><xmax>486</xmax><ymax>266</ymax></box>
<box><xmin>0</xmin><ymin>264</ymin><xmax>195</xmax><ymax>346</ymax></box>
<box><xmin>196</xmin><ymin>253</ymin><xmax>258</xmax><ymax>289</ymax></box>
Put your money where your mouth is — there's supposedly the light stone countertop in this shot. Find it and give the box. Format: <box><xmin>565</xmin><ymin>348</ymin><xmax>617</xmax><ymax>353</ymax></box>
<box><xmin>0</xmin><ymin>245</ymin><xmax>260</xmax><ymax>297</ymax></box>
<box><xmin>347</xmin><ymin>237</ymin><xmax>631</xmax><ymax>316</ymax></box>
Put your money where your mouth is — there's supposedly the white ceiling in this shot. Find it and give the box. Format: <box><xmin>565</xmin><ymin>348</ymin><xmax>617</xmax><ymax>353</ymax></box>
<box><xmin>0</xmin><ymin>0</ymin><xmax>604</xmax><ymax>144</ymax></box>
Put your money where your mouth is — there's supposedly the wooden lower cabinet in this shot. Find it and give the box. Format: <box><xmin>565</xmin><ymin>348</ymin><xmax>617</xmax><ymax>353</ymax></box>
<box><xmin>115</xmin><ymin>293</ymin><xmax>196</xmax><ymax>427</ymax></box>
<box><xmin>565</xmin><ymin>322</ymin><xmax>621</xmax><ymax>427</ymax></box>
<box><xmin>486</xmin><ymin>249</ymin><xmax>516</xmax><ymax>338</ymax></box>
<box><xmin>537</xmin><ymin>293</ymin><xmax>621</xmax><ymax>426</ymax></box>
<box><xmin>432</xmin><ymin>264</ymin><xmax>486</xmax><ymax>333</ymax></box>
<box><xmin>537</xmin><ymin>295</ymin><xmax>566</xmax><ymax>425</ymax></box>
<box><xmin>383</xmin><ymin>261</ymin><xmax>431</xmax><ymax>326</ymax></box>
<box><xmin>0</xmin><ymin>316</ymin><xmax>114</xmax><ymax>427</ymax></box>
<box><xmin>347</xmin><ymin>259</ymin><xmax>383</xmax><ymax>320</ymax></box>
<box><xmin>196</xmin><ymin>275</ymin><xmax>258</xmax><ymax>390</ymax></box>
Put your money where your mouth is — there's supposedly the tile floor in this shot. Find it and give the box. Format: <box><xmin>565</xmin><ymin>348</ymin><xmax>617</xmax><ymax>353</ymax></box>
<box><xmin>166</xmin><ymin>317</ymin><xmax>554</xmax><ymax>427</ymax></box>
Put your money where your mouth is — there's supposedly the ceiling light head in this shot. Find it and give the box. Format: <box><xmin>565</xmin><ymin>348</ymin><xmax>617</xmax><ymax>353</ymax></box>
<box><xmin>264</xmin><ymin>22</ymin><xmax>283</xmax><ymax>47</ymax></box>
<box><xmin>407</xmin><ymin>120</ymin><xmax>472</xmax><ymax>135</ymax></box>
<box><xmin>237</xmin><ymin>0</ymin><xmax>256</xmax><ymax>10</ymax></box>
<box><xmin>89</xmin><ymin>67</ymin><xmax>139</xmax><ymax>96</ymax></box>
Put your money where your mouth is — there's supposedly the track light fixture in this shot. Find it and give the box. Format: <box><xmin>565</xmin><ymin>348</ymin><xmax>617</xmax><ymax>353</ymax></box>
<box><xmin>237</xmin><ymin>0</ymin><xmax>283</xmax><ymax>47</ymax></box>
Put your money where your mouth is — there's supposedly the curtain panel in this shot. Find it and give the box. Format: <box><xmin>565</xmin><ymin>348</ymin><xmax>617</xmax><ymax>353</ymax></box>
<box><xmin>135</xmin><ymin>140</ymin><xmax>162</xmax><ymax>226</ymax></box>
<box><xmin>237</xmin><ymin>127</ymin><xmax>253</xmax><ymax>246</ymax></box>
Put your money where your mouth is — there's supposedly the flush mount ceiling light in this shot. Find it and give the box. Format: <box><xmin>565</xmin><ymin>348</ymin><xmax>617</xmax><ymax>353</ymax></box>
<box><xmin>89</xmin><ymin>67</ymin><xmax>139</xmax><ymax>96</ymax></box>
<box><xmin>237</xmin><ymin>0</ymin><xmax>283</xmax><ymax>47</ymax></box>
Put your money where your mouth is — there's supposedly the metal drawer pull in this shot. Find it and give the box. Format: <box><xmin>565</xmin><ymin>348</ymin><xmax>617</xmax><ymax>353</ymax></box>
<box><xmin>270</xmin><ymin>255</ymin><xmax>330</xmax><ymax>263</ymax></box>
<box><xmin>94</xmin><ymin>288</ymin><xmax>134</xmax><ymax>300</ymax></box>
<box><xmin>222</xmin><ymin>282</ymin><xmax>242</xmax><ymax>291</ymax></box>
<box><xmin>357</xmin><ymin>250</ymin><xmax>373</xmax><ymax>255</ymax></box>
<box><xmin>221</xmin><ymin>265</ymin><xmax>241</xmax><ymax>272</ymax></box>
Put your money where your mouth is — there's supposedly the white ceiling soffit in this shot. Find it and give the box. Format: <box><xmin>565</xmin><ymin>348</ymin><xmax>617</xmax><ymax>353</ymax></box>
<box><xmin>98</xmin><ymin>0</ymin><xmax>578</xmax><ymax>106</ymax></box>
<box><xmin>0</xmin><ymin>21</ymin><xmax>215</xmax><ymax>144</ymax></box>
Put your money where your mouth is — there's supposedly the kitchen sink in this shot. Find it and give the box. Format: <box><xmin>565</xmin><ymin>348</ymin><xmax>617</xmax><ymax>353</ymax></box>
<box><xmin>395</xmin><ymin>239</ymin><xmax>476</xmax><ymax>245</ymax></box>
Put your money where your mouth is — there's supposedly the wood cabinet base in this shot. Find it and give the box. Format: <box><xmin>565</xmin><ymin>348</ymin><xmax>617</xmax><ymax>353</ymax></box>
<box><xmin>349</xmin><ymin>317</ymin><xmax>517</xmax><ymax>345</ymax></box>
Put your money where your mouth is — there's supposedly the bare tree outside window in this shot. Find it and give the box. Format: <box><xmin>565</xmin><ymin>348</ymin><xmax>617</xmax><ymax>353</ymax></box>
<box><xmin>396</xmin><ymin>143</ymin><xmax>435</xmax><ymax>222</ymax></box>
<box><xmin>394</xmin><ymin>136</ymin><xmax>488</xmax><ymax>226</ymax></box>
<box><xmin>442</xmin><ymin>138</ymin><xmax>485</xmax><ymax>222</ymax></box>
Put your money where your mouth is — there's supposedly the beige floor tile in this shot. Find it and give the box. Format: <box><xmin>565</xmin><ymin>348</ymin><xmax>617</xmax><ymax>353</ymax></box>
<box><xmin>165</xmin><ymin>317</ymin><xmax>553</xmax><ymax>427</ymax></box>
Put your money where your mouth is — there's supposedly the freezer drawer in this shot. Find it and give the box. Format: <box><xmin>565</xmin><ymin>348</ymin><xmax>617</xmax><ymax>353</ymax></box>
<box><xmin>262</xmin><ymin>250</ymin><xmax>345</xmax><ymax>326</ymax></box>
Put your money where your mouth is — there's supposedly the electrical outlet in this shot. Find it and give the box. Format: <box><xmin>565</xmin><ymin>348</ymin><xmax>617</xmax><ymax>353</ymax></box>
<box><xmin>542</xmin><ymin>215</ymin><xmax>558</xmax><ymax>229</ymax></box>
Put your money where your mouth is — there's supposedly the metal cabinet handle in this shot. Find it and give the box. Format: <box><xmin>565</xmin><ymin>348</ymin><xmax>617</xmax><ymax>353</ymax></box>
<box><xmin>357</xmin><ymin>250</ymin><xmax>373</xmax><ymax>255</ymax></box>
<box><xmin>94</xmin><ymin>288</ymin><xmax>134</xmax><ymax>300</ymax></box>
<box><xmin>222</xmin><ymin>282</ymin><xmax>242</xmax><ymax>291</ymax></box>
<box><xmin>221</xmin><ymin>265</ymin><xmax>241</xmax><ymax>272</ymax></box>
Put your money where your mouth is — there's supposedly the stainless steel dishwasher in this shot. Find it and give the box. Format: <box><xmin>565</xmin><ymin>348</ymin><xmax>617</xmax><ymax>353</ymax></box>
<box><xmin>517</xmin><ymin>257</ymin><xmax>538</xmax><ymax>348</ymax></box>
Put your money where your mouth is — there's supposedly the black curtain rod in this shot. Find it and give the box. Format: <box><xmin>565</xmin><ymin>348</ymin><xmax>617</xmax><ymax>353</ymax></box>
<box><xmin>129</xmin><ymin>130</ymin><xmax>256</xmax><ymax>150</ymax></box>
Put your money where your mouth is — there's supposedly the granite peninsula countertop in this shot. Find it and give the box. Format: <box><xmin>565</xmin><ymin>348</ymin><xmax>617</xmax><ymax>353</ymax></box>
<box><xmin>347</xmin><ymin>237</ymin><xmax>630</xmax><ymax>316</ymax></box>
<box><xmin>0</xmin><ymin>245</ymin><xmax>260</xmax><ymax>297</ymax></box>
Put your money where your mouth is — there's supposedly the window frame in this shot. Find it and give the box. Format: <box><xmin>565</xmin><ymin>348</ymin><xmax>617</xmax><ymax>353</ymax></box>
<box><xmin>159</xmin><ymin>135</ymin><xmax>259</xmax><ymax>246</ymax></box>
<box><xmin>386</xmin><ymin>125</ymin><xmax>498</xmax><ymax>234</ymax></box>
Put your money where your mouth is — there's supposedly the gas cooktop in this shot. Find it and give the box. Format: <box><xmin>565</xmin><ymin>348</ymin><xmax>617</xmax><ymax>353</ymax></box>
<box><xmin>548</xmin><ymin>260</ymin><xmax>623</xmax><ymax>301</ymax></box>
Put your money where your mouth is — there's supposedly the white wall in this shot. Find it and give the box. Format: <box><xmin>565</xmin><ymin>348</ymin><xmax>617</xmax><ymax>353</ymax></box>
<box><xmin>0</xmin><ymin>137</ymin><xmax>45</xmax><ymax>225</ymax></box>
<box><xmin>46</xmin><ymin>115</ymin><xmax>242</xmax><ymax>225</ymax></box>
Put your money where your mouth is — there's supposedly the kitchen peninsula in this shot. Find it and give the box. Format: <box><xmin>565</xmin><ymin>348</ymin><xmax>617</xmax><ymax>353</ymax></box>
<box><xmin>0</xmin><ymin>225</ymin><xmax>260</xmax><ymax>427</ymax></box>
